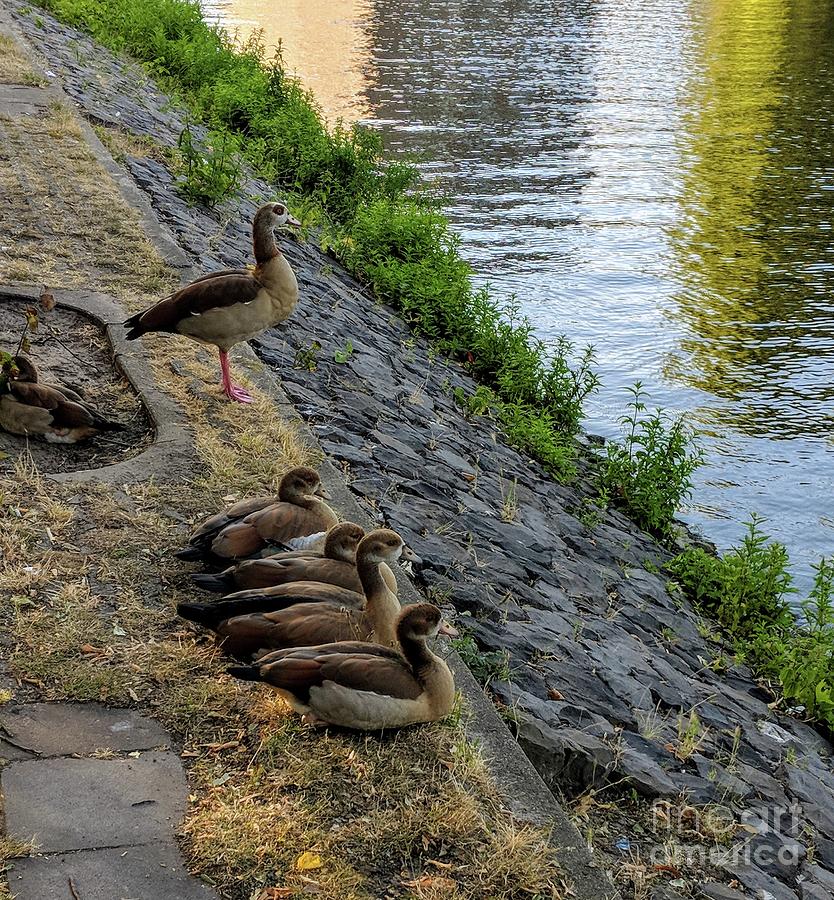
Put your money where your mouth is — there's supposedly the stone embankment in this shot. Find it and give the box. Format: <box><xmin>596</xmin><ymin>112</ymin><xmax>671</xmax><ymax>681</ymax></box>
<box><xmin>10</xmin><ymin>4</ymin><xmax>834</xmax><ymax>897</ymax></box>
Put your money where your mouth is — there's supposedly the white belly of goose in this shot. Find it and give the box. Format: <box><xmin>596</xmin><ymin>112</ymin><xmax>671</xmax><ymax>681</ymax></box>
<box><xmin>177</xmin><ymin>289</ymin><xmax>287</xmax><ymax>350</ymax></box>
<box><xmin>306</xmin><ymin>682</ymin><xmax>433</xmax><ymax>730</ymax></box>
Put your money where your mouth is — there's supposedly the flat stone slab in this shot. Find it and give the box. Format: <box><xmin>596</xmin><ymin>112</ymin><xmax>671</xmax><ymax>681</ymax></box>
<box><xmin>2</xmin><ymin>752</ymin><xmax>186</xmax><ymax>852</ymax></box>
<box><xmin>0</xmin><ymin>83</ymin><xmax>51</xmax><ymax>115</ymax></box>
<box><xmin>8</xmin><ymin>842</ymin><xmax>218</xmax><ymax>900</ymax></box>
<box><xmin>0</xmin><ymin>702</ymin><xmax>169</xmax><ymax>756</ymax></box>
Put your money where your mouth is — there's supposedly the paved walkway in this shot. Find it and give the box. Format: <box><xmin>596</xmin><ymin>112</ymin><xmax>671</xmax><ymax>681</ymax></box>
<box><xmin>0</xmin><ymin>704</ymin><xmax>217</xmax><ymax>899</ymax></box>
<box><xmin>0</xmin><ymin>16</ymin><xmax>218</xmax><ymax>900</ymax></box>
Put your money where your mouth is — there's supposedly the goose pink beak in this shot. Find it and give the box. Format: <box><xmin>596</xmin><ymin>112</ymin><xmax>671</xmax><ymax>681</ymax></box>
<box><xmin>287</xmin><ymin>214</ymin><xmax>302</xmax><ymax>227</ymax></box>
<box><xmin>438</xmin><ymin>621</ymin><xmax>459</xmax><ymax>637</ymax></box>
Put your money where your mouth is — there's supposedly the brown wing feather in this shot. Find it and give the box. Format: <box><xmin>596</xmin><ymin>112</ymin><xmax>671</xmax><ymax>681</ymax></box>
<box><xmin>10</xmin><ymin>382</ymin><xmax>93</xmax><ymax>428</ymax></box>
<box><xmin>217</xmin><ymin>603</ymin><xmax>365</xmax><ymax>659</ymax></box>
<box><xmin>125</xmin><ymin>272</ymin><xmax>262</xmax><ymax>337</ymax></box>
<box><xmin>259</xmin><ymin>644</ymin><xmax>421</xmax><ymax>700</ymax></box>
<box><xmin>190</xmin><ymin>495</ymin><xmax>278</xmax><ymax>546</ymax></box>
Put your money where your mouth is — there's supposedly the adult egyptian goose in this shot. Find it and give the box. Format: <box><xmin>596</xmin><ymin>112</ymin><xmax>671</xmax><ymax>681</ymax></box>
<box><xmin>228</xmin><ymin>603</ymin><xmax>456</xmax><ymax>730</ymax></box>
<box><xmin>205</xmin><ymin>529</ymin><xmax>414</xmax><ymax>659</ymax></box>
<box><xmin>0</xmin><ymin>355</ymin><xmax>123</xmax><ymax>443</ymax></box>
<box><xmin>176</xmin><ymin>466</ymin><xmax>336</xmax><ymax>561</ymax></box>
<box><xmin>190</xmin><ymin>522</ymin><xmax>398</xmax><ymax>595</ymax></box>
<box><xmin>123</xmin><ymin>202</ymin><xmax>300</xmax><ymax>403</ymax></box>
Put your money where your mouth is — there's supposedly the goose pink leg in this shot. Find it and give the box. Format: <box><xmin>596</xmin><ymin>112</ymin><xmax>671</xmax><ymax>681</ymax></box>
<box><xmin>219</xmin><ymin>349</ymin><xmax>253</xmax><ymax>403</ymax></box>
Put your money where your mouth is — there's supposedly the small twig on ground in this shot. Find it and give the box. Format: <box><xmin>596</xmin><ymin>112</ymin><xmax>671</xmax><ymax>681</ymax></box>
<box><xmin>68</xmin><ymin>876</ymin><xmax>81</xmax><ymax>900</ymax></box>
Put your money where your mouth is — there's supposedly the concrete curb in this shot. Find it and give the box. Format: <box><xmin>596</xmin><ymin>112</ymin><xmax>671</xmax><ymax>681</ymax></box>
<box><xmin>0</xmin><ymin>283</ymin><xmax>195</xmax><ymax>485</ymax></box>
<box><xmin>1</xmin><ymin>9</ymin><xmax>621</xmax><ymax>896</ymax></box>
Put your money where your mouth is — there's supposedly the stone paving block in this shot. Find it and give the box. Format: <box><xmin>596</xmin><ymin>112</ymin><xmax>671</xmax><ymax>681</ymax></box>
<box><xmin>0</xmin><ymin>83</ymin><xmax>51</xmax><ymax>115</ymax></box>
<box><xmin>8</xmin><ymin>842</ymin><xmax>219</xmax><ymax>900</ymax></box>
<box><xmin>0</xmin><ymin>702</ymin><xmax>169</xmax><ymax>756</ymax></box>
<box><xmin>2</xmin><ymin>752</ymin><xmax>187</xmax><ymax>852</ymax></box>
<box><xmin>0</xmin><ymin>737</ymin><xmax>35</xmax><ymax>763</ymax></box>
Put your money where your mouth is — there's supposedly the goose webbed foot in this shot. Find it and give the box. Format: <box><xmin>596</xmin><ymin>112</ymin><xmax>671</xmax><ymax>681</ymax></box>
<box><xmin>223</xmin><ymin>382</ymin><xmax>254</xmax><ymax>404</ymax></box>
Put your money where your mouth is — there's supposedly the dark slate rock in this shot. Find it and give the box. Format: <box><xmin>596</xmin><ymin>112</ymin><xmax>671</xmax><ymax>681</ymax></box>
<box><xmin>698</xmin><ymin>885</ymin><xmax>751</xmax><ymax>900</ymax></box>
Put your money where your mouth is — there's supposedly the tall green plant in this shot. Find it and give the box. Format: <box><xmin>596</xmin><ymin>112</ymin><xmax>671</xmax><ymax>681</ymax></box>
<box><xmin>600</xmin><ymin>382</ymin><xmax>702</xmax><ymax>535</ymax></box>
<box><xmin>751</xmin><ymin>558</ymin><xmax>834</xmax><ymax>723</ymax></box>
<box><xmin>176</xmin><ymin>124</ymin><xmax>242</xmax><ymax>207</ymax></box>
<box><xmin>671</xmin><ymin>521</ymin><xmax>834</xmax><ymax>730</ymax></box>
<box><xmin>669</xmin><ymin>515</ymin><xmax>794</xmax><ymax>638</ymax></box>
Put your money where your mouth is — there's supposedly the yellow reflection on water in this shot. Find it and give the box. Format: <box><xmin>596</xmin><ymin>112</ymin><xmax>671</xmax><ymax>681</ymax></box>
<box><xmin>206</xmin><ymin>0</ymin><xmax>371</xmax><ymax>122</ymax></box>
<box><xmin>670</xmin><ymin>0</ymin><xmax>834</xmax><ymax>438</ymax></box>
<box><xmin>670</xmin><ymin>0</ymin><xmax>790</xmax><ymax>402</ymax></box>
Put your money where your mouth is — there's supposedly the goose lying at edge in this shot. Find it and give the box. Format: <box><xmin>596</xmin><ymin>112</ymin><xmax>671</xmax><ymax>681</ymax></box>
<box><xmin>227</xmin><ymin>603</ymin><xmax>456</xmax><ymax>731</ymax></box>
<box><xmin>206</xmin><ymin>529</ymin><xmax>414</xmax><ymax>658</ymax></box>
<box><xmin>190</xmin><ymin>522</ymin><xmax>398</xmax><ymax>595</ymax></box>
<box><xmin>123</xmin><ymin>202</ymin><xmax>301</xmax><ymax>403</ymax></box>
<box><xmin>176</xmin><ymin>466</ymin><xmax>336</xmax><ymax>561</ymax></box>
<box><xmin>0</xmin><ymin>355</ymin><xmax>124</xmax><ymax>443</ymax></box>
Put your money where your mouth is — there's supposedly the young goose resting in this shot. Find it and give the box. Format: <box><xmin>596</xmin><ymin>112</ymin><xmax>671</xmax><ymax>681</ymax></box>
<box><xmin>210</xmin><ymin>529</ymin><xmax>414</xmax><ymax>659</ymax></box>
<box><xmin>0</xmin><ymin>356</ymin><xmax>124</xmax><ymax>443</ymax></box>
<box><xmin>123</xmin><ymin>202</ymin><xmax>301</xmax><ymax>403</ymax></box>
<box><xmin>191</xmin><ymin>522</ymin><xmax>398</xmax><ymax>595</ymax></box>
<box><xmin>177</xmin><ymin>579</ymin><xmax>365</xmax><ymax>630</ymax></box>
<box><xmin>228</xmin><ymin>603</ymin><xmax>456</xmax><ymax>731</ymax></box>
<box><xmin>176</xmin><ymin>467</ymin><xmax>336</xmax><ymax>561</ymax></box>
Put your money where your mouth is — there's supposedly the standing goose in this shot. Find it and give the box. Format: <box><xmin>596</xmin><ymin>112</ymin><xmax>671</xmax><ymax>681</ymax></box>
<box><xmin>177</xmin><ymin>467</ymin><xmax>335</xmax><ymax>561</ymax></box>
<box><xmin>206</xmin><ymin>529</ymin><xmax>414</xmax><ymax>658</ymax></box>
<box><xmin>228</xmin><ymin>603</ymin><xmax>457</xmax><ymax>730</ymax></box>
<box><xmin>123</xmin><ymin>202</ymin><xmax>300</xmax><ymax>403</ymax></box>
<box><xmin>0</xmin><ymin>356</ymin><xmax>124</xmax><ymax>443</ymax></box>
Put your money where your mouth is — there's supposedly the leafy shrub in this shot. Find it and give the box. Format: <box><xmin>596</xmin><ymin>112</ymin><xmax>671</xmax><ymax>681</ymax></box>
<box><xmin>668</xmin><ymin>516</ymin><xmax>794</xmax><ymax>639</ymax></box>
<box><xmin>751</xmin><ymin>558</ymin><xmax>834</xmax><ymax>724</ymax></box>
<box><xmin>671</xmin><ymin>520</ymin><xmax>834</xmax><ymax>730</ymax></box>
<box><xmin>599</xmin><ymin>382</ymin><xmax>702</xmax><ymax>536</ymax></box>
<box><xmin>176</xmin><ymin>124</ymin><xmax>242</xmax><ymax>207</ymax></box>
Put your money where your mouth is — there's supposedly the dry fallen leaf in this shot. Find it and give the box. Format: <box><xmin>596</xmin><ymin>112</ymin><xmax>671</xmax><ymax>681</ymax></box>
<box><xmin>40</xmin><ymin>290</ymin><xmax>56</xmax><ymax>312</ymax></box>
<box><xmin>547</xmin><ymin>688</ymin><xmax>564</xmax><ymax>701</ymax></box>
<box><xmin>294</xmin><ymin>852</ymin><xmax>322</xmax><ymax>871</ymax></box>
<box><xmin>80</xmin><ymin>643</ymin><xmax>103</xmax><ymax>655</ymax></box>
<box><xmin>256</xmin><ymin>889</ymin><xmax>294</xmax><ymax>899</ymax></box>
<box><xmin>404</xmin><ymin>875</ymin><xmax>458</xmax><ymax>896</ymax></box>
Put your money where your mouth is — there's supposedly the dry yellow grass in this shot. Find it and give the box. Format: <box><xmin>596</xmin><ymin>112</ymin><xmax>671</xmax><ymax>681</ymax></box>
<box><xmin>0</xmin><ymin>57</ymin><xmax>568</xmax><ymax>900</ymax></box>
<box><xmin>0</xmin><ymin>34</ymin><xmax>42</xmax><ymax>85</ymax></box>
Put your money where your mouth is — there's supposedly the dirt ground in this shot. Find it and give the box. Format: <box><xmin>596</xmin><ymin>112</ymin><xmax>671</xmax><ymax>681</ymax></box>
<box><xmin>0</xmin><ymin>294</ymin><xmax>152</xmax><ymax>473</ymax></box>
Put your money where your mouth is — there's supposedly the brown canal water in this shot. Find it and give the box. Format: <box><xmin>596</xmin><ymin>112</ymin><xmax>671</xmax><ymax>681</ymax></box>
<box><xmin>203</xmin><ymin>0</ymin><xmax>834</xmax><ymax>597</ymax></box>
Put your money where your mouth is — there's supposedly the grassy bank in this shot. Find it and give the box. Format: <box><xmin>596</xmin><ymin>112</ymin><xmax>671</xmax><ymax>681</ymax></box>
<box><xmin>0</xmin><ymin>81</ymin><xmax>569</xmax><ymax>898</ymax></box>
<box><xmin>34</xmin><ymin>0</ymin><xmax>704</xmax><ymax>527</ymax></box>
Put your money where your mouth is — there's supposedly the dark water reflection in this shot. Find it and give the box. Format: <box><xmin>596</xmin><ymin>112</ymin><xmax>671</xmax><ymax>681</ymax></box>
<box><xmin>206</xmin><ymin>0</ymin><xmax>834</xmax><ymax>596</ymax></box>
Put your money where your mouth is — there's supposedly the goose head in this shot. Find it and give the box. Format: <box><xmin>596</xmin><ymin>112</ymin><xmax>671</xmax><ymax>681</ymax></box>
<box><xmin>357</xmin><ymin>528</ymin><xmax>421</xmax><ymax>567</ymax></box>
<box><xmin>10</xmin><ymin>355</ymin><xmax>38</xmax><ymax>384</ymax></box>
<box><xmin>323</xmin><ymin>522</ymin><xmax>365</xmax><ymax>562</ymax></box>
<box><xmin>397</xmin><ymin>603</ymin><xmax>457</xmax><ymax>642</ymax></box>
<box><xmin>277</xmin><ymin>467</ymin><xmax>331</xmax><ymax>504</ymax></box>
<box><xmin>254</xmin><ymin>201</ymin><xmax>301</xmax><ymax>233</ymax></box>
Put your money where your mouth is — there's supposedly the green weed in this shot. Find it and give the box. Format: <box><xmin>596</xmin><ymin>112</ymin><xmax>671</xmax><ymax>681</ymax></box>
<box><xmin>176</xmin><ymin>123</ymin><xmax>242</xmax><ymax>207</ymax></box>
<box><xmin>668</xmin><ymin>515</ymin><xmax>794</xmax><ymax>640</ymax></box>
<box><xmin>671</xmin><ymin>518</ymin><xmax>834</xmax><ymax>730</ymax></box>
<box><xmin>599</xmin><ymin>382</ymin><xmax>702</xmax><ymax>536</ymax></box>
<box><xmin>452</xmin><ymin>634</ymin><xmax>511</xmax><ymax>687</ymax></box>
